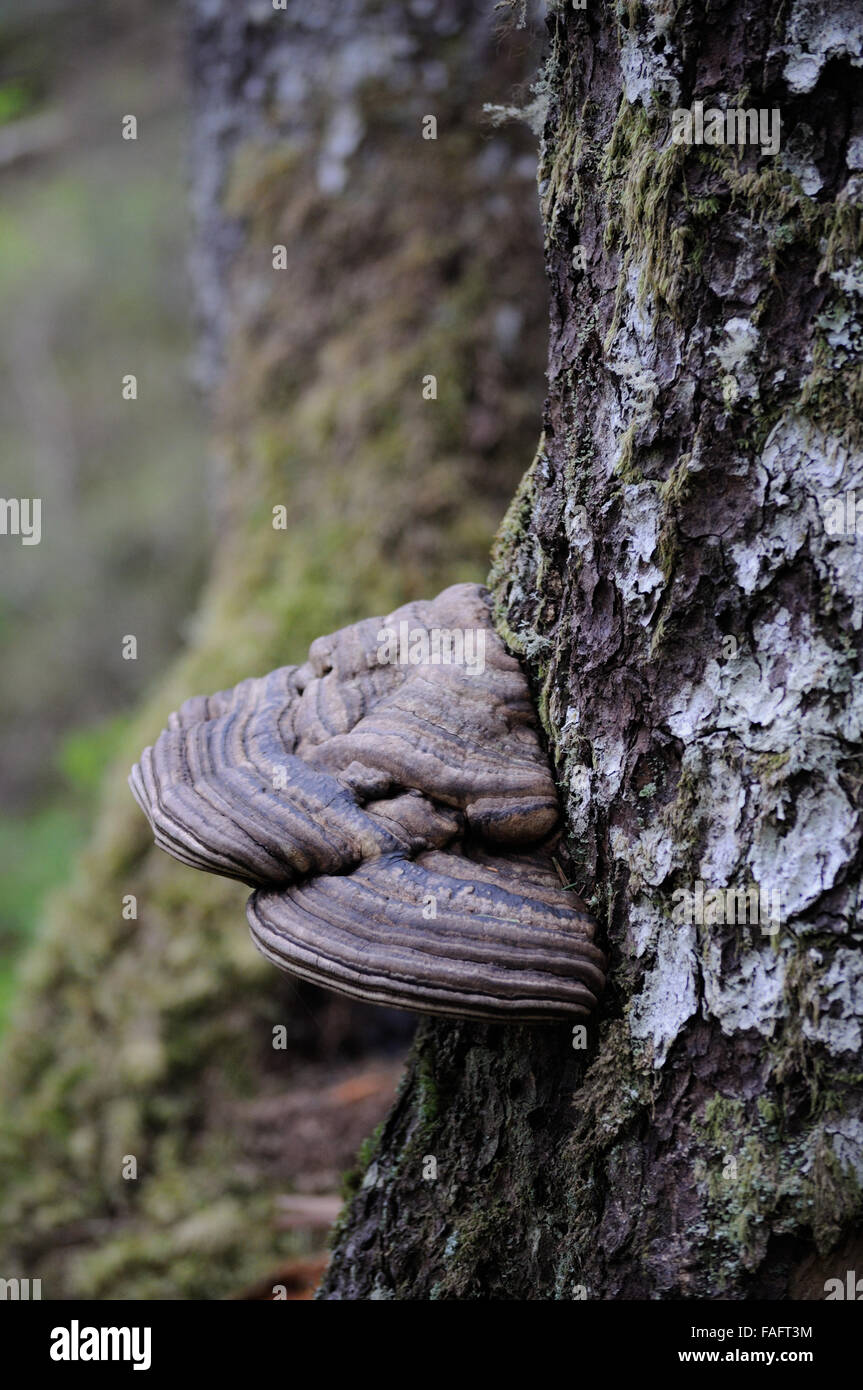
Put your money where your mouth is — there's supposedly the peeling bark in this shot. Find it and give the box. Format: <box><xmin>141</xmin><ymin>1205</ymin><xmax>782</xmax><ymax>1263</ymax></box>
<box><xmin>323</xmin><ymin>0</ymin><xmax>863</xmax><ymax>1300</ymax></box>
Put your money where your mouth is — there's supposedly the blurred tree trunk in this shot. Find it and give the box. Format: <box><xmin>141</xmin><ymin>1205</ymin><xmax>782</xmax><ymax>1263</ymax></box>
<box><xmin>0</xmin><ymin>0</ymin><xmax>547</xmax><ymax>1299</ymax></box>
<box><xmin>322</xmin><ymin>0</ymin><xmax>863</xmax><ymax>1299</ymax></box>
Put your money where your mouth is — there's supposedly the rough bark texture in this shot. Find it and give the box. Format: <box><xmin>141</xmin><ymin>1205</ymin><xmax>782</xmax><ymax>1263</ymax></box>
<box><xmin>322</xmin><ymin>0</ymin><xmax>863</xmax><ymax>1299</ymax></box>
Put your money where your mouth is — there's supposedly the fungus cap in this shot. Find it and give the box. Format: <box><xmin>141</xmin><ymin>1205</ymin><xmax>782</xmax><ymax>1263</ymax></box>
<box><xmin>130</xmin><ymin>584</ymin><xmax>605</xmax><ymax>1022</ymax></box>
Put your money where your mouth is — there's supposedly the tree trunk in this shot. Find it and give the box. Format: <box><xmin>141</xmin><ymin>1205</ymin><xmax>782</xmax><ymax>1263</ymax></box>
<box><xmin>322</xmin><ymin>0</ymin><xmax>863</xmax><ymax>1300</ymax></box>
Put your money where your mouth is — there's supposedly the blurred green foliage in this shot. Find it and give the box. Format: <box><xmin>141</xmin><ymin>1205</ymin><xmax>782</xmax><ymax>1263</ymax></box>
<box><xmin>57</xmin><ymin>714</ymin><xmax>131</xmax><ymax>799</ymax></box>
<box><xmin>0</xmin><ymin>116</ymin><xmax>208</xmax><ymax>805</ymax></box>
<box><xmin>0</xmin><ymin>79</ymin><xmax>33</xmax><ymax>124</ymax></box>
<box><xmin>0</xmin><ymin>807</ymin><xmax>84</xmax><ymax>1022</ymax></box>
<box><xmin>0</xmin><ymin>716</ymin><xmax>131</xmax><ymax>1028</ymax></box>
<box><xmin>0</xmin><ymin>0</ymin><xmax>207</xmax><ymax>1021</ymax></box>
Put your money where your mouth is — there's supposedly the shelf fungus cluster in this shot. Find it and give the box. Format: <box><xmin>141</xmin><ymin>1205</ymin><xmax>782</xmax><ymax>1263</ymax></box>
<box><xmin>130</xmin><ymin>583</ymin><xmax>606</xmax><ymax>1022</ymax></box>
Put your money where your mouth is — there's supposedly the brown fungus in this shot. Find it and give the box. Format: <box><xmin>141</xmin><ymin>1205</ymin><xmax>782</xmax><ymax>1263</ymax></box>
<box><xmin>130</xmin><ymin>584</ymin><xmax>606</xmax><ymax>1022</ymax></box>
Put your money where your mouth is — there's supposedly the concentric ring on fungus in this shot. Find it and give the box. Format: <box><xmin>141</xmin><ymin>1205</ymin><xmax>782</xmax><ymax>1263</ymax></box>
<box><xmin>130</xmin><ymin>583</ymin><xmax>606</xmax><ymax>1022</ymax></box>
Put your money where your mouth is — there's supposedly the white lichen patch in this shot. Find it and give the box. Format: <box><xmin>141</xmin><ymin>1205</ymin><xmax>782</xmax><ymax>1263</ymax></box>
<box><xmin>591</xmin><ymin>730</ymin><xmax>628</xmax><ymax>801</ymax></box>
<box><xmin>820</xmin><ymin>1114</ymin><xmax>863</xmax><ymax>1187</ymax></box>
<box><xmin>713</xmin><ymin>317</ymin><xmax>759</xmax><ymax>373</ymax></box>
<box><xmin>701</xmin><ymin>937</ymin><xmax>786</xmax><ymax>1038</ymax></box>
<box><xmin>625</xmin><ymin>895</ymin><xmax>667</xmax><ymax>961</ymax></box>
<box><xmin>608</xmin><ymin>263</ymin><xmax>665</xmax><ymax>384</ymax></box>
<box><xmin>664</xmin><ymin>670</ymin><xmax>726</xmax><ymax>743</ymax></box>
<box><xmin>731</xmin><ymin>417</ymin><xmax>863</xmax><ymax>624</ymax></box>
<box><xmin>613</xmin><ymin>483</ymin><xmax>665</xmax><ymax>619</ymax></box>
<box><xmin>625</xmin><ymin>407</ymin><xmax>863</xmax><ymax>1051</ymax></box>
<box><xmin>618</xmin><ymin>1</ymin><xmax>681</xmax><ymax>111</ymax></box>
<box><xmin>608</xmin><ymin>815</ymin><xmax>678</xmax><ymax>904</ymax></box>
<box><xmin>624</xmin><ymin>823</ymin><xmax>675</xmax><ymax>891</ymax></box>
<box><xmin>712</xmin><ymin>317</ymin><xmax>760</xmax><ymax>403</ymax></box>
<box><xmin>564</xmin><ymin>763</ymin><xmax>594</xmax><ymax>841</ymax></box>
<box><xmin>801</xmin><ymin>949</ymin><xmax>863</xmax><ymax>1054</ymax></box>
<box><xmin>603</xmin><ymin>257</ymin><xmax>675</xmax><ymax>469</ymax></box>
<box><xmin>779</xmin><ymin>0</ymin><xmax>863</xmax><ymax>95</ymax></box>
<box><xmin>629</xmin><ymin>915</ymin><xmax>698</xmax><ymax>1066</ymax></box>
<box><xmin>697</xmin><ymin>758</ymin><xmax>747</xmax><ymax>886</ymax></box>
<box><xmin>746</xmin><ymin>607</ymin><xmax>850</xmax><ymax>743</ymax></box>
<box><xmin>830</xmin><ymin>262</ymin><xmax>863</xmax><ymax>299</ymax></box>
<box><xmin>748</xmin><ymin>775</ymin><xmax>857</xmax><ymax>920</ymax></box>
<box><xmin>661</xmin><ymin>601</ymin><xmax>859</xmax><ymax>924</ymax></box>
<box><xmin>816</xmin><ymin>297</ymin><xmax>863</xmax><ymax>365</ymax></box>
<box><xmin>564</xmin><ymin>496</ymin><xmax>594</xmax><ymax>554</ymax></box>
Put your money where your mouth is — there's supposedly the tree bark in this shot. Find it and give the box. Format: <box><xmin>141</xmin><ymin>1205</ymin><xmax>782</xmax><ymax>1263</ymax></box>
<box><xmin>322</xmin><ymin>0</ymin><xmax>863</xmax><ymax>1300</ymax></box>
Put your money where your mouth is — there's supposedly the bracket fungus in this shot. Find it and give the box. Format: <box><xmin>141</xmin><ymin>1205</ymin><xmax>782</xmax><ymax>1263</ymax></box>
<box><xmin>130</xmin><ymin>584</ymin><xmax>606</xmax><ymax>1022</ymax></box>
